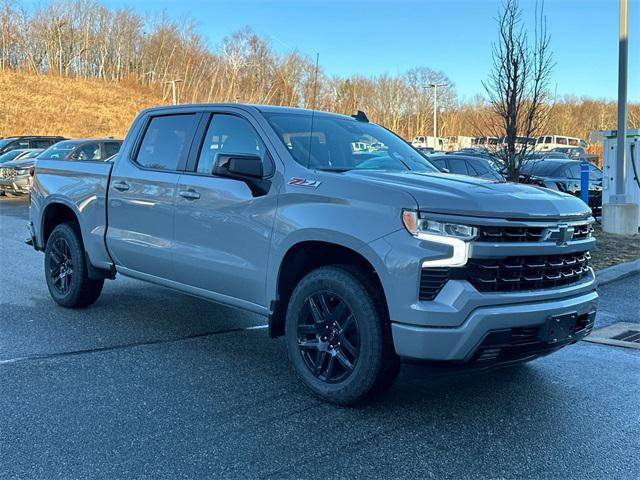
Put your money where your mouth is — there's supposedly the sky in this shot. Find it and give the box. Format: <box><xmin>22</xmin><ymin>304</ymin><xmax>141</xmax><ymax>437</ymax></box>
<box><xmin>36</xmin><ymin>0</ymin><xmax>640</xmax><ymax>101</ymax></box>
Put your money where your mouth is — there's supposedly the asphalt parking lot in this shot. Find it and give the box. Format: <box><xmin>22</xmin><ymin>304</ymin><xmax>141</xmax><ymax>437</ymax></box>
<box><xmin>1</xmin><ymin>197</ymin><xmax>639</xmax><ymax>479</ymax></box>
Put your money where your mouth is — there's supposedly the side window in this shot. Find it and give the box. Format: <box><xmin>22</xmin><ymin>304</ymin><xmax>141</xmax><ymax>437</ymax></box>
<box><xmin>72</xmin><ymin>143</ymin><xmax>100</xmax><ymax>160</ymax></box>
<box><xmin>136</xmin><ymin>114</ymin><xmax>199</xmax><ymax>170</ymax></box>
<box><xmin>430</xmin><ymin>157</ymin><xmax>447</xmax><ymax>169</ymax></box>
<box><xmin>557</xmin><ymin>137</ymin><xmax>568</xmax><ymax>145</ymax></box>
<box><xmin>32</xmin><ymin>139</ymin><xmax>54</xmax><ymax>149</ymax></box>
<box><xmin>589</xmin><ymin>165</ymin><xmax>602</xmax><ymax>181</ymax></box>
<box><xmin>469</xmin><ymin>159</ymin><xmax>490</xmax><ymax>176</ymax></box>
<box><xmin>566</xmin><ymin>164</ymin><xmax>581</xmax><ymax>179</ymax></box>
<box><xmin>447</xmin><ymin>158</ymin><xmax>470</xmax><ymax>175</ymax></box>
<box><xmin>103</xmin><ymin>142</ymin><xmax>122</xmax><ymax>158</ymax></box>
<box><xmin>196</xmin><ymin>114</ymin><xmax>271</xmax><ymax>176</ymax></box>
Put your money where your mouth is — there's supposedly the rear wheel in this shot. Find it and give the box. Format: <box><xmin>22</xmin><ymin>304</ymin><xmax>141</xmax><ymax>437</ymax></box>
<box><xmin>285</xmin><ymin>266</ymin><xmax>399</xmax><ymax>405</ymax></box>
<box><xmin>44</xmin><ymin>222</ymin><xmax>103</xmax><ymax>308</ymax></box>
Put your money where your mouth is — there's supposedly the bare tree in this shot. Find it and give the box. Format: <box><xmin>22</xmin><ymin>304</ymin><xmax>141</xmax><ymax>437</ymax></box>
<box><xmin>482</xmin><ymin>0</ymin><xmax>554</xmax><ymax>181</ymax></box>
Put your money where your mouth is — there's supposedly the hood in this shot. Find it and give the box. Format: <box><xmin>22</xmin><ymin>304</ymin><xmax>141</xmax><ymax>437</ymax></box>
<box><xmin>1</xmin><ymin>158</ymin><xmax>35</xmax><ymax>169</ymax></box>
<box><xmin>346</xmin><ymin>170</ymin><xmax>591</xmax><ymax>220</ymax></box>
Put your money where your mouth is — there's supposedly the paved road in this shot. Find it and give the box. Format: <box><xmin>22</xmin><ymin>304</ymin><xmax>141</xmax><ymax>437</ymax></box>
<box><xmin>1</xmin><ymin>198</ymin><xmax>639</xmax><ymax>479</ymax></box>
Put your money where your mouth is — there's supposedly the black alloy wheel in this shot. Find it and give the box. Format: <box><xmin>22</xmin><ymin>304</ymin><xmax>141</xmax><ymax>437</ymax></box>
<box><xmin>48</xmin><ymin>237</ymin><xmax>74</xmax><ymax>295</ymax></box>
<box><xmin>296</xmin><ymin>291</ymin><xmax>360</xmax><ymax>383</ymax></box>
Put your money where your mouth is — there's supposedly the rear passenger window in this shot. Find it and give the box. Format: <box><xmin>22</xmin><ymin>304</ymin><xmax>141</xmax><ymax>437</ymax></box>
<box><xmin>196</xmin><ymin>114</ymin><xmax>271</xmax><ymax>176</ymax></box>
<box><xmin>136</xmin><ymin>114</ymin><xmax>198</xmax><ymax>170</ymax></box>
<box><xmin>32</xmin><ymin>139</ymin><xmax>55</xmax><ymax>149</ymax></box>
<box><xmin>103</xmin><ymin>142</ymin><xmax>122</xmax><ymax>158</ymax></box>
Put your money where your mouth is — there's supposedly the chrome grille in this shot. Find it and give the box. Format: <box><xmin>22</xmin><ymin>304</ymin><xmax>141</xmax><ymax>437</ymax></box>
<box><xmin>0</xmin><ymin>167</ymin><xmax>16</xmax><ymax>179</ymax></box>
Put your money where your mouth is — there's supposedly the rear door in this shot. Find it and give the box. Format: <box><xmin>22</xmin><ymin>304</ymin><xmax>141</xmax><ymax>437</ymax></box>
<box><xmin>172</xmin><ymin>110</ymin><xmax>278</xmax><ymax>308</ymax></box>
<box><xmin>106</xmin><ymin>112</ymin><xmax>201</xmax><ymax>279</ymax></box>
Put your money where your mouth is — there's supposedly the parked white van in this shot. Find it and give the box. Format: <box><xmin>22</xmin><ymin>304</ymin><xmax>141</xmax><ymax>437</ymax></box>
<box><xmin>535</xmin><ymin>135</ymin><xmax>588</xmax><ymax>151</ymax></box>
<box><xmin>412</xmin><ymin>135</ymin><xmax>444</xmax><ymax>151</ymax></box>
<box><xmin>444</xmin><ymin>136</ymin><xmax>474</xmax><ymax>151</ymax></box>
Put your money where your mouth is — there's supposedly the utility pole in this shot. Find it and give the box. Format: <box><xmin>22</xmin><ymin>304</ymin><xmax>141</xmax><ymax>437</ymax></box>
<box><xmin>426</xmin><ymin>83</ymin><xmax>445</xmax><ymax>139</ymax></box>
<box><xmin>615</xmin><ymin>0</ymin><xmax>628</xmax><ymax>202</ymax></box>
<box><xmin>165</xmin><ymin>79</ymin><xmax>183</xmax><ymax>105</ymax></box>
<box><xmin>602</xmin><ymin>0</ymin><xmax>638</xmax><ymax>235</ymax></box>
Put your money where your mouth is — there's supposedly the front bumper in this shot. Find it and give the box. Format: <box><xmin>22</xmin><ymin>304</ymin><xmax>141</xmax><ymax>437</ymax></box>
<box><xmin>0</xmin><ymin>176</ymin><xmax>30</xmax><ymax>195</ymax></box>
<box><xmin>392</xmin><ymin>281</ymin><xmax>597</xmax><ymax>362</ymax></box>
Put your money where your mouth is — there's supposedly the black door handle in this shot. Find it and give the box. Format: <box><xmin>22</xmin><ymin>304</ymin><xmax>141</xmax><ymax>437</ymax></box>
<box><xmin>112</xmin><ymin>181</ymin><xmax>130</xmax><ymax>192</ymax></box>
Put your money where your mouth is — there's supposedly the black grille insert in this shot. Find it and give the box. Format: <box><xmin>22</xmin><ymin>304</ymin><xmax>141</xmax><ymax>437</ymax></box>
<box><xmin>477</xmin><ymin>226</ymin><xmax>545</xmax><ymax>243</ymax></box>
<box><xmin>419</xmin><ymin>268</ymin><xmax>450</xmax><ymax>301</ymax></box>
<box><xmin>467</xmin><ymin>251</ymin><xmax>591</xmax><ymax>292</ymax></box>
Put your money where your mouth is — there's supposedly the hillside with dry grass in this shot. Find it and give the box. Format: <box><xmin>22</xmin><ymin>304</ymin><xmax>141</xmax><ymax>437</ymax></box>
<box><xmin>0</xmin><ymin>71</ymin><xmax>166</xmax><ymax>139</ymax></box>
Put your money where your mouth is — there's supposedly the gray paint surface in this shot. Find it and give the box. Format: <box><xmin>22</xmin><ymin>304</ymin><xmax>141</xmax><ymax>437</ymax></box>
<box><xmin>29</xmin><ymin>103</ymin><xmax>599</xmax><ymax>361</ymax></box>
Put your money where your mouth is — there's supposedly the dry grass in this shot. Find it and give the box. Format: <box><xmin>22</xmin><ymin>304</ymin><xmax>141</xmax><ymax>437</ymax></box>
<box><xmin>0</xmin><ymin>71</ymin><xmax>166</xmax><ymax>139</ymax></box>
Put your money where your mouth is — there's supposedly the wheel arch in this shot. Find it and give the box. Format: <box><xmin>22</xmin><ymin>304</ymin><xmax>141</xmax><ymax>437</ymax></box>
<box><xmin>268</xmin><ymin>237</ymin><xmax>390</xmax><ymax>338</ymax></box>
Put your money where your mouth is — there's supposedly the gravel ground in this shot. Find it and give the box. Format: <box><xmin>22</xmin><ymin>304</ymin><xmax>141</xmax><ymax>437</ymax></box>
<box><xmin>591</xmin><ymin>223</ymin><xmax>640</xmax><ymax>270</ymax></box>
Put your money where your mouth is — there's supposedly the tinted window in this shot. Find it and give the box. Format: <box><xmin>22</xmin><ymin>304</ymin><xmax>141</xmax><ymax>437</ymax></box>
<box><xmin>566</xmin><ymin>164</ymin><xmax>581</xmax><ymax>179</ymax></box>
<box><xmin>521</xmin><ymin>161</ymin><xmax>564</xmax><ymax>176</ymax></box>
<box><xmin>197</xmin><ymin>114</ymin><xmax>270</xmax><ymax>175</ymax></box>
<box><xmin>447</xmin><ymin>158</ymin><xmax>470</xmax><ymax>175</ymax></box>
<box><xmin>103</xmin><ymin>142</ymin><xmax>122</xmax><ymax>158</ymax></box>
<box><xmin>588</xmin><ymin>165</ymin><xmax>602</xmax><ymax>181</ymax></box>
<box><xmin>32</xmin><ymin>139</ymin><xmax>56</xmax><ymax>149</ymax></box>
<box><xmin>71</xmin><ymin>143</ymin><xmax>100</xmax><ymax>160</ymax></box>
<box><xmin>136</xmin><ymin>114</ymin><xmax>199</xmax><ymax>170</ymax></box>
<box><xmin>430</xmin><ymin>157</ymin><xmax>447</xmax><ymax>169</ymax></box>
<box><xmin>545</xmin><ymin>136</ymin><xmax>552</xmax><ymax>143</ymax></box>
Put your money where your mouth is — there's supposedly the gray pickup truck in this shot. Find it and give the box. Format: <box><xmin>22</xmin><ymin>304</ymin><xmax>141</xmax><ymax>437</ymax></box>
<box><xmin>28</xmin><ymin>104</ymin><xmax>598</xmax><ymax>405</ymax></box>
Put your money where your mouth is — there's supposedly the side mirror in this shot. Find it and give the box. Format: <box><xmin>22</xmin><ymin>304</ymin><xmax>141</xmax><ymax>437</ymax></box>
<box><xmin>212</xmin><ymin>153</ymin><xmax>263</xmax><ymax>180</ymax></box>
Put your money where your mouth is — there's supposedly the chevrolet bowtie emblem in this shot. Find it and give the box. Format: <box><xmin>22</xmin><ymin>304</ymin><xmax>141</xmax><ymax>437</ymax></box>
<box><xmin>557</xmin><ymin>224</ymin><xmax>574</xmax><ymax>246</ymax></box>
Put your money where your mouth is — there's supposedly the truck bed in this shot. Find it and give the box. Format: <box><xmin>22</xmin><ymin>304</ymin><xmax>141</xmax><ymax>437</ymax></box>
<box><xmin>30</xmin><ymin>159</ymin><xmax>114</xmax><ymax>270</ymax></box>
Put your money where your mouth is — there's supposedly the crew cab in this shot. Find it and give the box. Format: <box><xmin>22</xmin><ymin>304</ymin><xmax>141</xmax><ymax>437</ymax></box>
<box><xmin>28</xmin><ymin>104</ymin><xmax>598</xmax><ymax>405</ymax></box>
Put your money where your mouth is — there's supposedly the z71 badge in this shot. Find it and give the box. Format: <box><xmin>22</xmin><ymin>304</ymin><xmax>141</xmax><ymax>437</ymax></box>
<box><xmin>288</xmin><ymin>177</ymin><xmax>321</xmax><ymax>188</ymax></box>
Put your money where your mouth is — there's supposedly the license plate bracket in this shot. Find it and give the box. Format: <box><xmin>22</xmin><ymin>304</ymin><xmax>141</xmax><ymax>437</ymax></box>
<box><xmin>538</xmin><ymin>312</ymin><xmax>578</xmax><ymax>344</ymax></box>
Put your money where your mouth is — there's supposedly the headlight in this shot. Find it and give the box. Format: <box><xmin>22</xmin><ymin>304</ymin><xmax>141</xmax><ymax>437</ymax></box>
<box><xmin>402</xmin><ymin>210</ymin><xmax>478</xmax><ymax>240</ymax></box>
<box><xmin>15</xmin><ymin>168</ymin><xmax>30</xmax><ymax>176</ymax></box>
<box><xmin>402</xmin><ymin>210</ymin><xmax>477</xmax><ymax>267</ymax></box>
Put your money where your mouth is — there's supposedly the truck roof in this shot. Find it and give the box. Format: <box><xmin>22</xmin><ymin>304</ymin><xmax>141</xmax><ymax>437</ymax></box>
<box><xmin>140</xmin><ymin>103</ymin><xmax>357</xmax><ymax>121</ymax></box>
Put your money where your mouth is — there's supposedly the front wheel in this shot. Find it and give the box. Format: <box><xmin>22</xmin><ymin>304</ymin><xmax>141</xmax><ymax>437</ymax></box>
<box><xmin>44</xmin><ymin>222</ymin><xmax>104</xmax><ymax>308</ymax></box>
<box><xmin>285</xmin><ymin>266</ymin><xmax>399</xmax><ymax>405</ymax></box>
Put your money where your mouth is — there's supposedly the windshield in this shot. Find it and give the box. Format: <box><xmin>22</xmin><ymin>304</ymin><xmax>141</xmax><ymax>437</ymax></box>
<box><xmin>0</xmin><ymin>149</ymin><xmax>25</xmax><ymax>163</ymax></box>
<box><xmin>265</xmin><ymin>113</ymin><xmax>438</xmax><ymax>172</ymax></box>
<box><xmin>39</xmin><ymin>141</ymin><xmax>79</xmax><ymax>159</ymax></box>
<box><xmin>0</xmin><ymin>138</ymin><xmax>14</xmax><ymax>149</ymax></box>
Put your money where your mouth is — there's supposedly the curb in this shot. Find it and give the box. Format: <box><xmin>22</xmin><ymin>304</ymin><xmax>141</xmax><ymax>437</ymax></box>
<box><xmin>596</xmin><ymin>258</ymin><xmax>640</xmax><ymax>286</ymax></box>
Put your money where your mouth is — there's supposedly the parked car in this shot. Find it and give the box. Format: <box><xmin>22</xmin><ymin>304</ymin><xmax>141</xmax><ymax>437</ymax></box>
<box><xmin>520</xmin><ymin>159</ymin><xmax>603</xmax><ymax>211</ymax></box>
<box><xmin>550</xmin><ymin>147</ymin><xmax>599</xmax><ymax>163</ymax></box>
<box><xmin>38</xmin><ymin>138</ymin><xmax>123</xmax><ymax>161</ymax></box>
<box><xmin>0</xmin><ymin>149</ymin><xmax>44</xmax><ymax>196</ymax></box>
<box><xmin>28</xmin><ymin>104</ymin><xmax>597</xmax><ymax>405</ymax></box>
<box><xmin>428</xmin><ymin>154</ymin><xmax>505</xmax><ymax>181</ymax></box>
<box><xmin>0</xmin><ymin>136</ymin><xmax>65</xmax><ymax>156</ymax></box>
<box><xmin>0</xmin><ymin>149</ymin><xmax>29</xmax><ymax>164</ymax></box>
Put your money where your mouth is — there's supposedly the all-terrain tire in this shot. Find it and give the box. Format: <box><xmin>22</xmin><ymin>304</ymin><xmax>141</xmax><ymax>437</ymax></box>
<box><xmin>44</xmin><ymin>222</ymin><xmax>104</xmax><ymax>308</ymax></box>
<box><xmin>285</xmin><ymin>265</ymin><xmax>400</xmax><ymax>405</ymax></box>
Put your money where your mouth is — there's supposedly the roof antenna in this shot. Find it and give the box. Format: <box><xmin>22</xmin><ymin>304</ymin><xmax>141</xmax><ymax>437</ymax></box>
<box><xmin>307</xmin><ymin>52</ymin><xmax>320</xmax><ymax>169</ymax></box>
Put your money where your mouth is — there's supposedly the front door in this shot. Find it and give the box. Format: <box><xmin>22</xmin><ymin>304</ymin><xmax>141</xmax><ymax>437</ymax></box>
<box><xmin>173</xmin><ymin>112</ymin><xmax>278</xmax><ymax>308</ymax></box>
<box><xmin>106</xmin><ymin>112</ymin><xmax>201</xmax><ymax>279</ymax></box>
